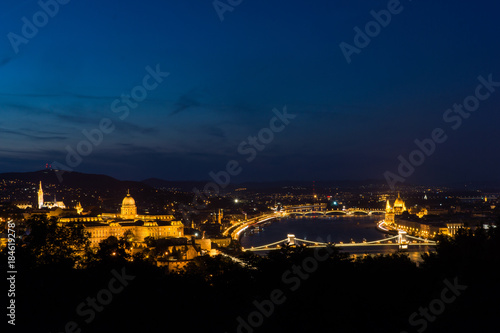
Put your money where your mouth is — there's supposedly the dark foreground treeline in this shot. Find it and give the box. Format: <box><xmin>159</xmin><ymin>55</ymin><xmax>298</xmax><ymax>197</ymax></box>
<box><xmin>2</xmin><ymin>216</ymin><xmax>499</xmax><ymax>333</ymax></box>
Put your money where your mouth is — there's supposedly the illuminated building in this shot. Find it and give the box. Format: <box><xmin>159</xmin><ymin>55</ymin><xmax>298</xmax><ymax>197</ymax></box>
<box><xmin>392</xmin><ymin>220</ymin><xmax>464</xmax><ymax>238</ymax></box>
<box><xmin>38</xmin><ymin>181</ymin><xmax>44</xmax><ymax>209</ymax></box>
<box><xmin>101</xmin><ymin>191</ymin><xmax>174</xmax><ymax>221</ymax></box>
<box><xmin>393</xmin><ymin>193</ymin><xmax>407</xmax><ymax>214</ymax></box>
<box><xmin>37</xmin><ymin>181</ymin><xmax>66</xmax><ymax>209</ymax></box>
<box><xmin>409</xmin><ymin>206</ymin><xmax>428</xmax><ymax>218</ymax></box>
<box><xmin>83</xmin><ymin>220</ymin><xmax>185</xmax><ymax>247</ymax></box>
<box><xmin>120</xmin><ymin>191</ymin><xmax>137</xmax><ymax>219</ymax></box>
<box><xmin>14</xmin><ymin>201</ymin><xmax>32</xmax><ymax>209</ymax></box>
<box><xmin>216</xmin><ymin>209</ymin><xmax>223</xmax><ymax>224</ymax></box>
<box><xmin>61</xmin><ymin>192</ymin><xmax>184</xmax><ymax>247</ymax></box>
<box><xmin>75</xmin><ymin>202</ymin><xmax>83</xmax><ymax>215</ymax></box>
<box><xmin>157</xmin><ymin>244</ymin><xmax>201</xmax><ymax>272</ymax></box>
<box><xmin>44</xmin><ymin>195</ymin><xmax>66</xmax><ymax>209</ymax></box>
<box><xmin>385</xmin><ymin>193</ymin><xmax>407</xmax><ymax>226</ymax></box>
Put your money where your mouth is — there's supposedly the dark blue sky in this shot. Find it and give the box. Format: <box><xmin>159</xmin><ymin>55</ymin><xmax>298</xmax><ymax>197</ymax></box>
<box><xmin>1</xmin><ymin>0</ymin><xmax>499</xmax><ymax>184</ymax></box>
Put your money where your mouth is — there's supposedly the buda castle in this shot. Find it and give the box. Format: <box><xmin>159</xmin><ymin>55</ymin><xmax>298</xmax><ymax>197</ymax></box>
<box><xmin>101</xmin><ymin>190</ymin><xmax>175</xmax><ymax>221</ymax></box>
<box><xmin>60</xmin><ymin>191</ymin><xmax>184</xmax><ymax>247</ymax></box>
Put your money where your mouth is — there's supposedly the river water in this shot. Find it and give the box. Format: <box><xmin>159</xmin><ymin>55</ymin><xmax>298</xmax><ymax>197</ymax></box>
<box><xmin>239</xmin><ymin>215</ymin><xmax>433</xmax><ymax>263</ymax></box>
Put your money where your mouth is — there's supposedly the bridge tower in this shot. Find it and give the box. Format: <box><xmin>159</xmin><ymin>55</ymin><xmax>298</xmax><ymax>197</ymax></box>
<box><xmin>287</xmin><ymin>234</ymin><xmax>296</xmax><ymax>245</ymax></box>
<box><xmin>398</xmin><ymin>230</ymin><xmax>408</xmax><ymax>250</ymax></box>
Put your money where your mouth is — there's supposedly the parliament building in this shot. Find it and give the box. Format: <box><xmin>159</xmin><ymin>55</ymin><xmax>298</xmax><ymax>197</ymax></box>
<box><xmin>385</xmin><ymin>193</ymin><xmax>407</xmax><ymax>226</ymax></box>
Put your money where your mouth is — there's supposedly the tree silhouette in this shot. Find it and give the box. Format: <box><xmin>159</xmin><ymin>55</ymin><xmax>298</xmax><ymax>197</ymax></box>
<box><xmin>92</xmin><ymin>235</ymin><xmax>131</xmax><ymax>265</ymax></box>
<box><xmin>21</xmin><ymin>214</ymin><xmax>90</xmax><ymax>268</ymax></box>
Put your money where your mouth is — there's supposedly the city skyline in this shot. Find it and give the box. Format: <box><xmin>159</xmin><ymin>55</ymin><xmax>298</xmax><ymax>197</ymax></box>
<box><xmin>2</xmin><ymin>2</ymin><xmax>500</xmax><ymax>330</ymax></box>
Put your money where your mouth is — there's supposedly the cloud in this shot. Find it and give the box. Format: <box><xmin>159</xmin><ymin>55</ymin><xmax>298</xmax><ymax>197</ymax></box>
<box><xmin>204</xmin><ymin>125</ymin><xmax>226</xmax><ymax>139</ymax></box>
<box><xmin>0</xmin><ymin>56</ymin><xmax>12</xmax><ymax>67</ymax></box>
<box><xmin>114</xmin><ymin>121</ymin><xmax>159</xmax><ymax>136</ymax></box>
<box><xmin>0</xmin><ymin>127</ymin><xmax>68</xmax><ymax>140</ymax></box>
<box><xmin>55</xmin><ymin>113</ymin><xmax>100</xmax><ymax>125</ymax></box>
<box><xmin>48</xmin><ymin>108</ymin><xmax>159</xmax><ymax>137</ymax></box>
<box><xmin>0</xmin><ymin>102</ymin><xmax>52</xmax><ymax>114</ymax></box>
<box><xmin>170</xmin><ymin>94</ymin><xmax>201</xmax><ymax>116</ymax></box>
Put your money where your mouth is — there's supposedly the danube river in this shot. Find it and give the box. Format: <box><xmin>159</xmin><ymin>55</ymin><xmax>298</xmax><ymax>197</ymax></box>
<box><xmin>239</xmin><ymin>216</ymin><xmax>433</xmax><ymax>262</ymax></box>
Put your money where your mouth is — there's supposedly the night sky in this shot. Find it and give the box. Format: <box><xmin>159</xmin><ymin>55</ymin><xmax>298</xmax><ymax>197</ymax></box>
<box><xmin>1</xmin><ymin>0</ymin><xmax>499</xmax><ymax>184</ymax></box>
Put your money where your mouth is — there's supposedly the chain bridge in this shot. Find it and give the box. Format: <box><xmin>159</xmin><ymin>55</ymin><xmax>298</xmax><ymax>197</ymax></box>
<box><xmin>243</xmin><ymin>231</ymin><xmax>436</xmax><ymax>252</ymax></box>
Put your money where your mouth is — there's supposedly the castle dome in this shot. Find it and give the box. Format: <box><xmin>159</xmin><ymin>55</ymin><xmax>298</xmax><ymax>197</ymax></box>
<box><xmin>122</xmin><ymin>193</ymin><xmax>136</xmax><ymax>206</ymax></box>
<box><xmin>120</xmin><ymin>191</ymin><xmax>137</xmax><ymax>219</ymax></box>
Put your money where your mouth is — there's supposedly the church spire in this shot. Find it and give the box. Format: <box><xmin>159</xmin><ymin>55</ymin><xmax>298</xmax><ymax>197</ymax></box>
<box><xmin>38</xmin><ymin>181</ymin><xmax>44</xmax><ymax>209</ymax></box>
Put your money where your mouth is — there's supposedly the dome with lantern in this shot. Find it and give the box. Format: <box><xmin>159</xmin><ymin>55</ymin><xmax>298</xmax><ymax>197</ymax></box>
<box><xmin>120</xmin><ymin>191</ymin><xmax>137</xmax><ymax>219</ymax></box>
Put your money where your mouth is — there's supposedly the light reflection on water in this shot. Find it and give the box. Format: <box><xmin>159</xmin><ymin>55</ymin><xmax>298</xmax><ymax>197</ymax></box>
<box><xmin>349</xmin><ymin>250</ymin><xmax>428</xmax><ymax>265</ymax></box>
<box><xmin>240</xmin><ymin>216</ymin><xmax>435</xmax><ymax>263</ymax></box>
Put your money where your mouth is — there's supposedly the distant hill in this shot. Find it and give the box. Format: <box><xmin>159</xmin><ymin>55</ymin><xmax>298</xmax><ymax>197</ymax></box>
<box><xmin>444</xmin><ymin>180</ymin><xmax>500</xmax><ymax>191</ymax></box>
<box><xmin>141</xmin><ymin>177</ymin><xmax>390</xmax><ymax>192</ymax></box>
<box><xmin>2</xmin><ymin>170</ymin><xmax>498</xmax><ymax>193</ymax></box>
<box><xmin>0</xmin><ymin>169</ymin><xmax>149</xmax><ymax>192</ymax></box>
<box><xmin>141</xmin><ymin>177</ymin><xmax>500</xmax><ymax>192</ymax></box>
<box><xmin>238</xmin><ymin>179</ymin><xmax>388</xmax><ymax>189</ymax></box>
<box><xmin>141</xmin><ymin>178</ymin><xmax>208</xmax><ymax>191</ymax></box>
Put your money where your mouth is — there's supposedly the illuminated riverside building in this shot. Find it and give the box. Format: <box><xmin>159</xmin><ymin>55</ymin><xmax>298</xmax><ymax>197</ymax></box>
<box><xmin>59</xmin><ymin>192</ymin><xmax>184</xmax><ymax>247</ymax></box>
<box><xmin>391</xmin><ymin>193</ymin><xmax>407</xmax><ymax>214</ymax></box>
<box><xmin>392</xmin><ymin>220</ymin><xmax>464</xmax><ymax>238</ymax></box>
<box><xmin>82</xmin><ymin>220</ymin><xmax>184</xmax><ymax>247</ymax></box>
<box><xmin>384</xmin><ymin>193</ymin><xmax>463</xmax><ymax>237</ymax></box>
<box><xmin>385</xmin><ymin>193</ymin><xmax>407</xmax><ymax>226</ymax></box>
<box><xmin>408</xmin><ymin>206</ymin><xmax>428</xmax><ymax>218</ymax></box>
<box><xmin>99</xmin><ymin>191</ymin><xmax>175</xmax><ymax>221</ymax></box>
